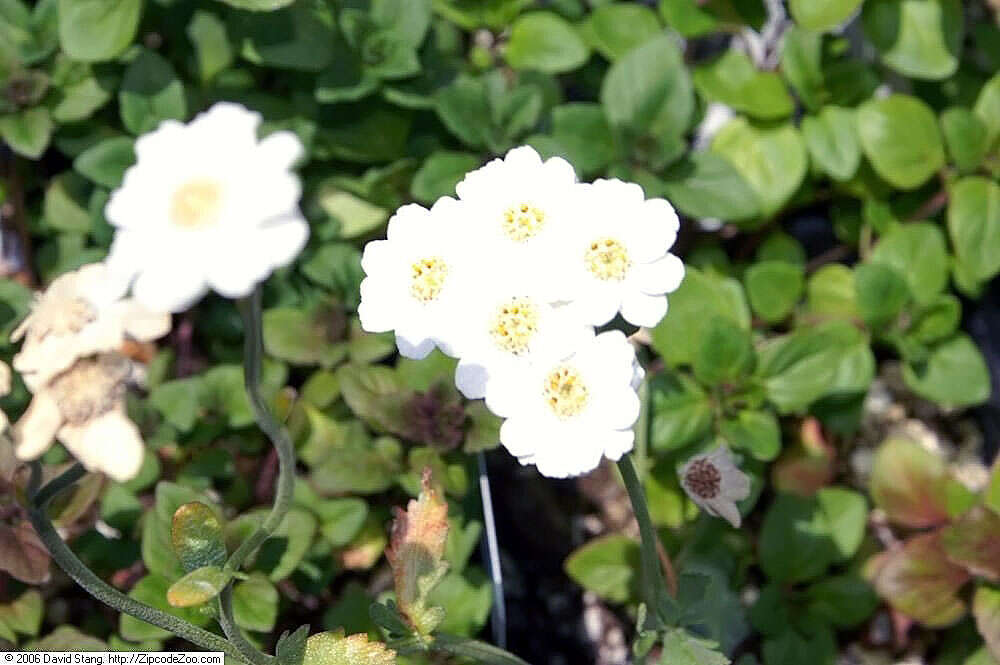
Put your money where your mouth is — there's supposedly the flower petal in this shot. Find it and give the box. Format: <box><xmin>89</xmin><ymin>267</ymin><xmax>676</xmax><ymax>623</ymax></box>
<box><xmin>13</xmin><ymin>392</ymin><xmax>62</xmax><ymax>461</ymax></box>
<box><xmin>59</xmin><ymin>409</ymin><xmax>144</xmax><ymax>483</ymax></box>
<box><xmin>635</xmin><ymin>253</ymin><xmax>685</xmax><ymax>296</ymax></box>
<box><xmin>620</xmin><ymin>292</ymin><xmax>668</xmax><ymax>328</ymax></box>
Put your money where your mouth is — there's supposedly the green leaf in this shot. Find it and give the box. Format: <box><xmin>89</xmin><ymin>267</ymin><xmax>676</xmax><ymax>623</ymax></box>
<box><xmin>649</xmin><ymin>372</ymin><xmax>713</xmax><ymax>452</ymax></box>
<box><xmin>854</xmin><ymin>262</ymin><xmax>910</xmax><ymax>328</ymax></box>
<box><xmin>73</xmin><ymin>136</ymin><xmax>135</xmax><ymax>188</ymax></box>
<box><xmin>721</xmin><ymin>410</ymin><xmax>781</xmax><ymax>461</ymax></box>
<box><xmin>650</xmin><ymin>267</ymin><xmax>750</xmax><ymax>366</ymax></box>
<box><xmin>166</xmin><ymin>566</ymin><xmax>230</xmax><ymax>608</ymax></box>
<box><xmin>804</xmin><ymin>574</ymin><xmax>879</xmax><ymax>628</ymax></box>
<box><xmin>119</xmin><ymin>49</ymin><xmax>187</xmax><ymax>136</ymax></box>
<box><xmin>262</xmin><ymin>306</ymin><xmax>348</xmax><ymax>368</ymax></box>
<box><xmin>801</xmin><ymin>106</ymin><xmax>860</xmax><ymax>181</ymax></box>
<box><xmin>661</xmin><ymin>152</ymin><xmax>760</xmax><ymax>221</ymax></box>
<box><xmin>215</xmin><ymin>0</ymin><xmax>296</xmax><ymax>10</ymax></box>
<box><xmin>658</xmin><ymin>0</ymin><xmax>718</xmax><ymax>37</ymax></box>
<box><xmin>693</xmin><ymin>49</ymin><xmax>794</xmax><ymax>121</ymax></box>
<box><xmin>545</xmin><ymin>102</ymin><xmax>621</xmax><ymax>176</ymax></box>
<box><xmin>870</xmin><ymin>435</ymin><xmax>956</xmax><ymax>528</ymax></box>
<box><xmin>120</xmin><ymin>575</ymin><xmax>212</xmax><ymax>642</ymax></box>
<box><xmin>789</xmin><ymin>0</ymin><xmax>863</xmax><ymax>31</ymax></box>
<box><xmin>227</xmin><ymin>507</ymin><xmax>317</xmax><ymax>582</ymax></box>
<box><xmin>57</xmin><ymin>0</ymin><xmax>141</xmax><ymax>62</ymax></box>
<box><xmin>0</xmin><ymin>590</ymin><xmax>43</xmax><ymax>641</ymax></box>
<box><xmin>232</xmin><ymin>2</ymin><xmax>336</xmax><ymax>71</ymax></box>
<box><xmin>43</xmin><ymin>172</ymin><xmax>92</xmax><ymax>232</ymax></box>
<box><xmin>579</xmin><ymin>3</ymin><xmax>661</xmax><ymax>61</ymax></box>
<box><xmin>601</xmin><ymin>34</ymin><xmax>693</xmax><ymax>142</ymax></box>
<box><xmin>857</xmin><ymin>94</ymin><xmax>945</xmax><ymax>190</ymax></box>
<box><xmin>745</xmin><ymin>260</ymin><xmax>804</xmax><ymax>323</ymax></box>
<box><xmin>310</xmin><ymin>437</ymin><xmax>403</xmax><ymax>495</ymax></box>
<box><xmin>806</xmin><ymin>264</ymin><xmax>858</xmax><ymax>320</ymax></box>
<box><xmin>658</xmin><ymin>628</ymin><xmax>730</xmax><ymax>665</ymax></box>
<box><xmin>693</xmin><ymin>316</ymin><xmax>755</xmax><ymax>386</ymax></box>
<box><xmin>948</xmin><ymin>177</ymin><xmax>1000</xmax><ymax>283</ymax></box>
<box><xmin>871</xmin><ymin>222</ymin><xmax>949</xmax><ymax>304</ymax></box>
<box><xmin>171</xmin><ymin>501</ymin><xmax>226</xmax><ymax>573</ymax></box>
<box><xmin>973</xmin><ymin>585</ymin><xmax>1000</xmax><ymax>662</ymax></box>
<box><xmin>564</xmin><ymin>534</ymin><xmax>639</xmax><ymax>604</ymax></box>
<box><xmin>868</xmin><ymin>532</ymin><xmax>969</xmax><ymax>627</ymax></box>
<box><xmin>410</xmin><ymin>151</ymin><xmax>481</xmax><ymax>204</ymax></box>
<box><xmin>759</xmin><ymin>494</ymin><xmax>837</xmax><ymax>583</ymax></box>
<box><xmin>232</xmin><ymin>573</ymin><xmax>279</xmax><ymax>633</ymax></box>
<box><xmin>941</xmin><ymin>107</ymin><xmax>989</xmax><ymax>173</ymax></box>
<box><xmin>975</xmin><ymin>72</ymin><xmax>1000</xmax><ymax>149</ymax></box>
<box><xmin>862</xmin><ymin>0</ymin><xmax>962</xmax><ymax>80</ymax></box>
<box><xmin>187</xmin><ymin>10</ymin><xmax>234</xmax><ymax>83</ymax></box>
<box><xmin>941</xmin><ymin>506</ymin><xmax>1000</xmax><ymax>582</ymax></box>
<box><xmin>0</xmin><ymin>107</ymin><xmax>52</xmax><ymax>158</ymax></box>
<box><xmin>504</xmin><ymin>12</ymin><xmax>589</xmax><ymax>74</ymax></box>
<box><xmin>302</xmin><ymin>631</ymin><xmax>399</xmax><ymax>665</ymax></box>
<box><xmin>903</xmin><ymin>334</ymin><xmax>990</xmax><ymax>408</ymax></box>
<box><xmin>316</xmin><ymin>498</ymin><xmax>369</xmax><ymax>547</ymax></box>
<box><xmin>276</xmin><ymin>625</ymin><xmax>309</xmax><ymax>665</ymax></box>
<box><xmin>711</xmin><ymin>118</ymin><xmax>807</xmax><ymax>220</ymax></box>
<box><xmin>816</xmin><ymin>486</ymin><xmax>867</xmax><ymax>559</ymax></box>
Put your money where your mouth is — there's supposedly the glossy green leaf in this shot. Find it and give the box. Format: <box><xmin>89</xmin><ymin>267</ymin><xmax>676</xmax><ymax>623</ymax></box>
<box><xmin>862</xmin><ymin>0</ymin><xmax>962</xmax><ymax>80</ymax></box>
<box><xmin>505</xmin><ymin>12</ymin><xmax>589</xmax><ymax>73</ymax></box>
<box><xmin>948</xmin><ymin>177</ymin><xmax>1000</xmax><ymax>283</ymax></box>
<box><xmin>857</xmin><ymin>94</ymin><xmax>945</xmax><ymax>190</ymax></box>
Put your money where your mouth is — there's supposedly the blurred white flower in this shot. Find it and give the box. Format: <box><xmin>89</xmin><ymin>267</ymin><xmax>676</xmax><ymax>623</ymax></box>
<box><xmin>487</xmin><ymin>331</ymin><xmax>640</xmax><ymax>478</ymax></box>
<box><xmin>452</xmin><ymin>282</ymin><xmax>592</xmax><ymax>400</ymax></box>
<box><xmin>455</xmin><ymin>145</ymin><xmax>578</xmax><ymax>301</ymax></box>
<box><xmin>679</xmin><ymin>447</ymin><xmax>751</xmax><ymax>527</ymax></box>
<box><xmin>567</xmin><ymin>179</ymin><xmax>684</xmax><ymax>328</ymax></box>
<box><xmin>12</xmin><ymin>263</ymin><xmax>170</xmax><ymax>390</ymax></box>
<box><xmin>105</xmin><ymin>102</ymin><xmax>309</xmax><ymax>312</ymax></box>
<box><xmin>358</xmin><ymin>200</ymin><xmax>472</xmax><ymax>359</ymax></box>
<box><xmin>0</xmin><ymin>361</ymin><xmax>10</xmax><ymax>432</ymax></box>
<box><xmin>13</xmin><ymin>353</ymin><xmax>145</xmax><ymax>482</ymax></box>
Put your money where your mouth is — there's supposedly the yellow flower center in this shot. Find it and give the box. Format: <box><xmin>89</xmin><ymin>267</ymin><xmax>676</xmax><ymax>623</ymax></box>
<box><xmin>489</xmin><ymin>297</ymin><xmax>540</xmax><ymax>355</ymax></box>
<box><xmin>171</xmin><ymin>179</ymin><xmax>223</xmax><ymax>229</ymax></box>
<box><xmin>584</xmin><ymin>237</ymin><xmax>631</xmax><ymax>281</ymax></box>
<box><xmin>410</xmin><ymin>257</ymin><xmax>449</xmax><ymax>303</ymax></box>
<box><xmin>543</xmin><ymin>365</ymin><xmax>589</xmax><ymax>419</ymax></box>
<box><xmin>502</xmin><ymin>203</ymin><xmax>545</xmax><ymax>242</ymax></box>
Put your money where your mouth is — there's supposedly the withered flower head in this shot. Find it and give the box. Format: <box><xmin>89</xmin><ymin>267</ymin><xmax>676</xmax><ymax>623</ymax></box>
<box><xmin>12</xmin><ymin>262</ymin><xmax>170</xmax><ymax>390</ymax></box>
<box><xmin>13</xmin><ymin>353</ymin><xmax>145</xmax><ymax>482</ymax></box>
<box><xmin>679</xmin><ymin>446</ymin><xmax>751</xmax><ymax>528</ymax></box>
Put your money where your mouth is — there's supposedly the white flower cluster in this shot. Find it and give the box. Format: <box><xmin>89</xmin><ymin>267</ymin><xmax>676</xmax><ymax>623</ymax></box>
<box><xmin>359</xmin><ymin>147</ymin><xmax>685</xmax><ymax>478</ymax></box>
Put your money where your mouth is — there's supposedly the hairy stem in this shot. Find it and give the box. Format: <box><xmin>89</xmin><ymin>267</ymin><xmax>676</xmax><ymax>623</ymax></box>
<box><xmin>26</xmin><ymin>462</ymin><xmax>246</xmax><ymax>661</ymax></box>
<box><xmin>217</xmin><ymin>588</ymin><xmax>274</xmax><ymax>665</ymax></box>
<box><xmin>224</xmin><ymin>286</ymin><xmax>296</xmax><ymax>575</ymax></box>
<box><xmin>617</xmin><ymin>455</ymin><xmax>671</xmax><ymax>624</ymax></box>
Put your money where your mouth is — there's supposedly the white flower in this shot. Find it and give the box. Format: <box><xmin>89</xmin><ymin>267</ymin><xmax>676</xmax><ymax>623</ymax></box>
<box><xmin>566</xmin><ymin>179</ymin><xmax>684</xmax><ymax>328</ymax></box>
<box><xmin>105</xmin><ymin>102</ymin><xmax>309</xmax><ymax>312</ymax></box>
<box><xmin>679</xmin><ymin>447</ymin><xmax>751</xmax><ymax>528</ymax></box>
<box><xmin>13</xmin><ymin>353</ymin><xmax>145</xmax><ymax>482</ymax></box>
<box><xmin>12</xmin><ymin>263</ymin><xmax>170</xmax><ymax>390</ymax></box>
<box><xmin>452</xmin><ymin>279</ymin><xmax>593</xmax><ymax>400</ymax></box>
<box><xmin>486</xmin><ymin>331</ymin><xmax>640</xmax><ymax>478</ymax></box>
<box><xmin>455</xmin><ymin>145</ymin><xmax>578</xmax><ymax>301</ymax></box>
<box><xmin>358</xmin><ymin>199</ymin><xmax>473</xmax><ymax>359</ymax></box>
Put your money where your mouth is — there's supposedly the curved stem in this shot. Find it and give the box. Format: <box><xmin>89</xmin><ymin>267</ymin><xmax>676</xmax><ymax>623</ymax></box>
<box><xmin>217</xmin><ymin>587</ymin><xmax>274</xmax><ymax>665</ymax></box>
<box><xmin>224</xmin><ymin>286</ymin><xmax>296</xmax><ymax>575</ymax></box>
<box><xmin>31</xmin><ymin>463</ymin><xmax>87</xmax><ymax>507</ymax></box>
<box><xmin>26</xmin><ymin>463</ymin><xmax>247</xmax><ymax>661</ymax></box>
<box><xmin>617</xmin><ymin>455</ymin><xmax>671</xmax><ymax>625</ymax></box>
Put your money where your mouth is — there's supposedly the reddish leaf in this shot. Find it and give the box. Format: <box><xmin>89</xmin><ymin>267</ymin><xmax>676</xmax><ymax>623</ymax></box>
<box><xmin>941</xmin><ymin>506</ymin><xmax>1000</xmax><ymax>581</ymax></box>
<box><xmin>0</xmin><ymin>521</ymin><xmax>51</xmax><ymax>584</ymax></box>
<box><xmin>772</xmin><ymin>418</ymin><xmax>835</xmax><ymax>496</ymax></box>
<box><xmin>867</xmin><ymin>532</ymin><xmax>970</xmax><ymax>627</ymax></box>
<box><xmin>869</xmin><ymin>436</ymin><xmax>952</xmax><ymax>528</ymax></box>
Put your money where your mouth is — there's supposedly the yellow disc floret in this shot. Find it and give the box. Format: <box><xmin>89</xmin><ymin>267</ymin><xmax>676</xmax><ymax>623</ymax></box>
<box><xmin>584</xmin><ymin>237</ymin><xmax>631</xmax><ymax>281</ymax></box>
<box><xmin>171</xmin><ymin>179</ymin><xmax>223</xmax><ymax>229</ymax></box>
<box><xmin>410</xmin><ymin>257</ymin><xmax>449</xmax><ymax>303</ymax></box>
<box><xmin>502</xmin><ymin>203</ymin><xmax>546</xmax><ymax>242</ymax></box>
<box><xmin>489</xmin><ymin>297</ymin><xmax>540</xmax><ymax>355</ymax></box>
<box><xmin>543</xmin><ymin>364</ymin><xmax>589</xmax><ymax>419</ymax></box>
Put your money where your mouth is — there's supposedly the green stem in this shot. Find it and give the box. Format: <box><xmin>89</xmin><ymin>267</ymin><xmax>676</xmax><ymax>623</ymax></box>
<box><xmin>26</xmin><ymin>462</ymin><xmax>247</xmax><ymax>662</ymax></box>
<box><xmin>217</xmin><ymin>588</ymin><xmax>274</xmax><ymax>665</ymax></box>
<box><xmin>224</xmin><ymin>286</ymin><xmax>296</xmax><ymax>575</ymax></box>
<box><xmin>617</xmin><ymin>454</ymin><xmax>671</xmax><ymax>624</ymax></box>
<box><xmin>30</xmin><ymin>463</ymin><xmax>87</xmax><ymax>507</ymax></box>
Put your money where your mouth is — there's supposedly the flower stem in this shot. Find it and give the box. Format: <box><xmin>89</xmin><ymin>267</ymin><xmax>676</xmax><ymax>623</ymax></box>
<box><xmin>617</xmin><ymin>454</ymin><xmax>671</xmax><ymax>625</ymax></box>
<box><xmin>225</xmin><ymin>286</ymin><xmax>296</xmax><ymax>575</ymax></box>
<box><xmin>477</xmin><ymin>451</ymin><xmax>507</xmax><ymax>649</ymax></box>
<box><xmin>217</xmin><ymin>587</ymin><xmax>274</xmax><ymax>665</ymax></box>
<box><xmin>25</xmin><ymin>462</ymin><xmax>247</xmax><ymax>661</ymax></box>
<box><xmin>431</xmin><ymin>633</ymin><xmax>531</xmax><ymax>665</ymax></box>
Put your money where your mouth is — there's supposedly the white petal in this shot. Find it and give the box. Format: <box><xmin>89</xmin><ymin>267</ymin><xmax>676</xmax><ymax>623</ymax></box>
<box><xmin>499</xmin><ymin>417</ymin><xmax>538</xmax><ymax>458</ymax></box>
<box><xmin>256</xmin><ymin>130</ymin><xmax>304</xmax><ymax>170</ymax></box>
<box><xmin>60</xmin><ymin>410</ymin><xmax>144</xmax><ymax>483</ymax></box>
<box><xmin>13</xmin><ymin>393</ymin><xmax>62</xmax><ymax>461</ymax></box>
<box><xmin>620</xmin><ymin>292</ymin><xmax>668</xmax><ymax>328</ymax></box>
<box><xmin>705</xmin><ymin>496</ymin><xmax>742</xmax><ymax>528</ymax></box>
<box><xmin>206</xmin><ymin>218</ymin><xmax>308</xmax><ymax>298</ymax></box>
<box><xmin>133</xmin><ymin>264</ymin><xmax>208</xmax><ymax>314</ymax></box>
<box><xmin>358</xmin><ymin>286</ymin><xmax>397</xmax><ymax>333</ymax></box>
<box><xmin>504</xmin><ymin>145</ymin><xmax>544</xmax><ymax>171</ymax></box>
<box><xmin>532</xmin><ymin>435</ymin><xmax>603</xmax><ymax>478</ymax></box>
<box><xmin>600</xmin><ymin>388</ymin><xmax>641</xmax><ymax>430</ymax></box>
<box><xmin>395</xmin><ymin>329</ymin><xmax>435</xmax><ymax>359</ymax></box>
<box><xmin>120</xmin><ymin>301</ymin><xmax>172</xmax><ymax>342</ymax></box>
<box><xmin>602</xmin><ymin>429</ymin><xmax>635</xmax><ymax>461</ymax></box>
<box><xmin>572</xmin><ymin>286</ymin><xmax>621</xmax><ymax>327</ymax></box>
<box><xmin>635</xmin><ymin>254</ymin><xmax>685</xmax><ymax>295</ymax></box>
<box><xmin>455</xmin><ymin>360</ymin><xmax>489</xmax><ymax>399</ymax></box>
